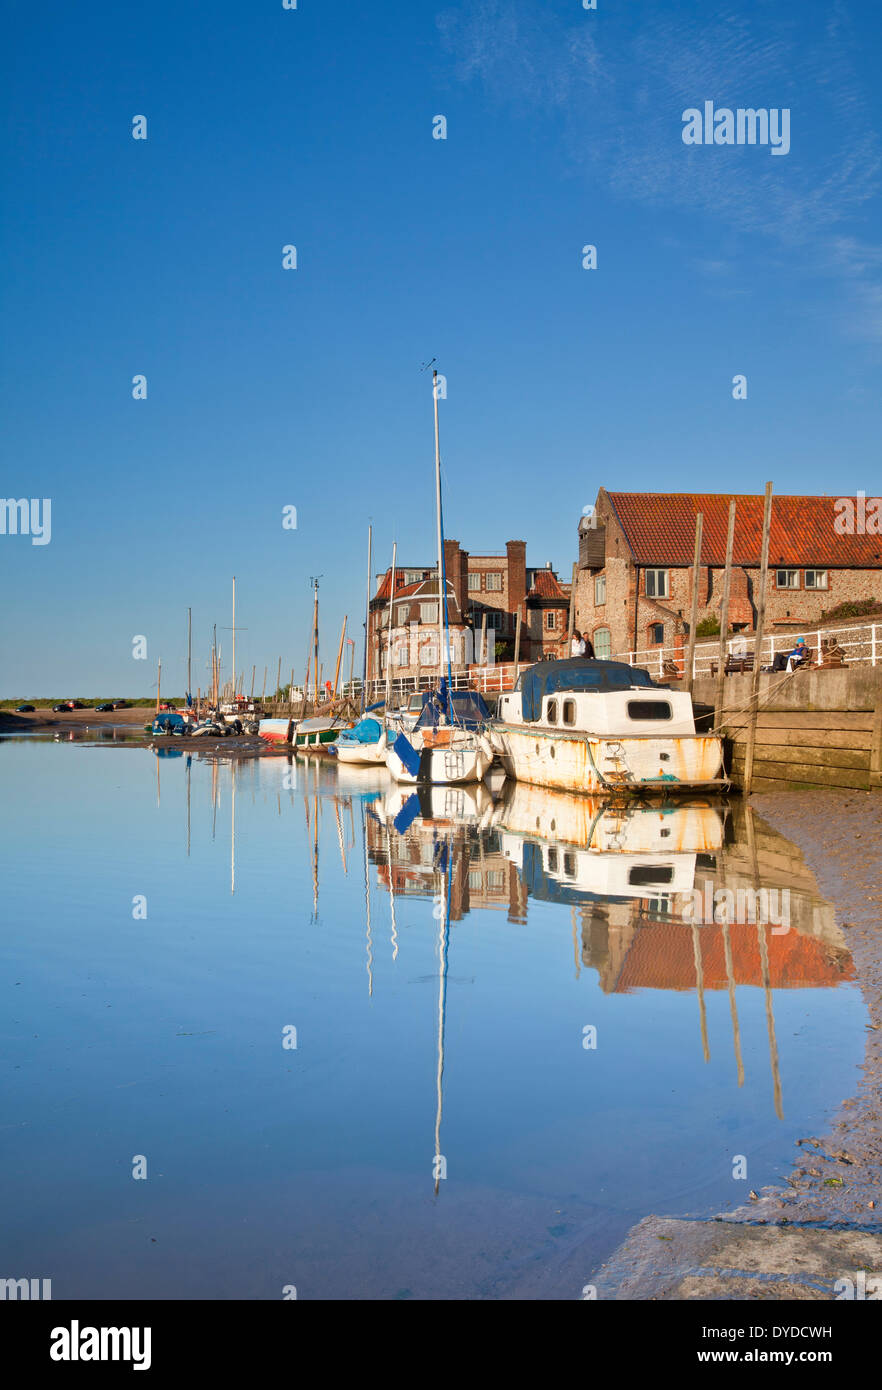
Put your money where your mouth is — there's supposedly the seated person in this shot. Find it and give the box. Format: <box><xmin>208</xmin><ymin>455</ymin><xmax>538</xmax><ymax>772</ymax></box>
<box><xmin>772</xmin><ymin>637</ymin><xmax>808</xmax><ymax>672</ymax></box>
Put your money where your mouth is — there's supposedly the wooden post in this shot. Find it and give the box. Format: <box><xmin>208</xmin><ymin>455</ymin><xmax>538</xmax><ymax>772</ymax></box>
<box><xmin>684</xmin><ymin>512</ymin><xmax>703</xmax><ymax>695</ymax></box>
<box><xmin>348</xmin><ymin>639</ymin><xmax>355</xmax><ymax>696</ymax></box>
<box><xmin>567</xmin><ymin>561</ymin><xmax>577</xmax><ymax>653</ymax></box>
<box><xmin>513</xmin><ymin>610</ymin><xmax>522</xmax><ymax>683</ymax></box>
<box><xmin>261</xmin><ymin>666</ymin><xmax>267</xmax><ymax>702</ymax></box>
<box><xmin>743</xmin><ymin>482</ymin><xmax>774</xmax><ymax>795</ymax></box>
<box><xmin>276</xmin><ymin>657</ymin><xmax>282</xmax><ymax>700</ymax></box>
<box><xmin>714</xmin><ymin>500</ymin><xmax>737</xmax><ymax>727</ymax></box>
<box><xmin>481</xmin><ymin>611</ymin><xmax>488</xmax><ymax>667</ymax></box>
<box><xmin>250</xmin><ymin>665</ymin><xmax>255</xmax><ymax>699</ymax></box>
<box><xmin>290</xmin><ymin>668</ymin><xmax>295</xmax><ymax>708</ymax></box>
<box><xmin>870</xmin><ymin>698</ymin><xmax>882</xmax><ymax>791</ymax></box>
<box><xmin>333</xmin><ymin>616</ymin><xmax>347</xmax><ymax>700</ymax></box>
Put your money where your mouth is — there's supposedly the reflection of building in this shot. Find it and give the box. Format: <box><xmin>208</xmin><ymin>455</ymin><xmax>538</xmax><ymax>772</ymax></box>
<box><xmin>370</xmin><ymin>793</ymin><xmax>854</xmax><ymax>997</ymax></box>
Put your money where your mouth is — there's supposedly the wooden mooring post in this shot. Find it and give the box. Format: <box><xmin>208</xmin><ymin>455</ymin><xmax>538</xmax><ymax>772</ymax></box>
<box><xmin>684</xmin><ymin>512</ymin><xmax>704</xmax><ymax>695</ymax></box>
<box><xmin>714</xmin><ymin>499</ymin><xmax>736</xmax><ymax>728</ymax></box>
<box><xmin>743</xmin><ymin>481</ymin><xmax>774</xmax><ymax>795</ymax></box>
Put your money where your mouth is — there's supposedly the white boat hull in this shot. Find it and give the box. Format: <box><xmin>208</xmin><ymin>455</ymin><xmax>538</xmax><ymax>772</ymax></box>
<box><xmin>384</xmin><ymin>739</ymin><xmax>491</xmax><ymax>785</ymax></box>
<box><xmin>334</xmin><ymin>740</ymin><xmax>388</xmax><ymax>765</ymax></box>
<box><xmin>496</xmin><ymin>724</ymin><xmax>724</xmax><ymax>794</ymax></box>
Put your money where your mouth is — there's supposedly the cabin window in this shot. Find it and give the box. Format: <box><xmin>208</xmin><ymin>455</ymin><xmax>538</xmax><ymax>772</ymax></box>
<box><xmin>547</xmin><ymin>699</ymin><xmax>558</xmax><ymax>724</ymax></box>
<box><xmin>645</xmin><ymin>569</ymin><xmax>668</xmax><ymax>599</ymax></box>
<box><xmin>485</xmin><ymin>572</ymin><xmax>502</xmax><ymax>591</ymax></box>
<box><xmin>804</xmin><ymin>569</ymin><xmax>828</xmax><ymax>590</ymax></box>
<box><xmin>593</xmin><ymin>628</ymin><xmax>611</xmax><ymax>659</ymax></box>
<box><xmin>545</xmin><ymin>611</ymin><xmax>556</xmax><ymax>629</ymax></box>
<box><xmin>629</xmin><ymin>865</ymin><xmax>674</xmax><ymax>886</ymax></box>
<box><xmin>548</xmin><ymin>848</ymin><xmax>558</xmax><ymax>872</ymax></box>
<box><xmin>649</xmin><ymin>623</ymin><xmax>664</xmax><ymax>645</ymax></box>
<box><xmin>776</xmin><ymin>569</ymin><xmax>799</xmax><ymax>589</ymax></box>
<box><xmin>627</xmin><ymin>700</ymin><xmax>672</xmax><ymax>720</ymax></box>
<box><xmin>562</xmin><ymin>699</ymin><xmax>576</xmax><ymax>726</ymax></box>
<box><xmin>563</xmin><ymin>852</ymin><xmax>577</xmax><ymax>878</ymax></box>
<box><xmin>467</xmin><ymin>572</ymin><xmax>481</xmax><ymax>591</ymax></box>
<box><xmin>420</xmin><ymin>603</ymin><xmax>438</xmax><ymax>623</ymax></box>
<box><xmin>594</xmin><ymin>574</ymin><xmax>606</xmax><ymax>604</ymax></box>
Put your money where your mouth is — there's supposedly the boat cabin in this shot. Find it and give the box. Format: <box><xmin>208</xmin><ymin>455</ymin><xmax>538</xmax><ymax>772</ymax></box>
<box><xmin>496</xmin><ymin>658</ymin><xmax>698</xmax><ymax>737</ymax></box>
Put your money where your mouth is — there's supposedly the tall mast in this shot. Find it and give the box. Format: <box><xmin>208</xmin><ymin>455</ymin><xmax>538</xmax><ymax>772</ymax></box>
<box><xmin>362</xmin><ymin>525</ymin><xmax>372</xmax><ymax>711</ymax></box>
<box><xmin>187</xmin><ymin>607</ymin><xmax>192</xmax><ymax>700</ymax></box>
<box><xmin>312</xmin><ymin>578</ymin><xmax>320</xmax><ymax>709</ymax></box>
<box><xmin>231</xmin><ymin>576</ymin><xmax>236</xmax><ymax>703</ymax></box>
<box><xmin>432</xmin><ymin>369</ymin><xmax>447</xmax><ymax>708</ymax></box>
<box><xmin>385</xmin><ymin>541</ymin><xmax>397</xmax><ymax>708</ymax></box>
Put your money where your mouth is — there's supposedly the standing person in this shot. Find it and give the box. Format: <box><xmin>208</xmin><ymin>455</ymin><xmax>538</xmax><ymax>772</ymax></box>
<box><xmin>583</xmin><ymin>634</ymin><xmax>595</xmax><ymax>658</ymax></box>
<box><xmin>571</xmin><ymin>629</ymin><xmax>585</xmax><ymax>657</ymax></box>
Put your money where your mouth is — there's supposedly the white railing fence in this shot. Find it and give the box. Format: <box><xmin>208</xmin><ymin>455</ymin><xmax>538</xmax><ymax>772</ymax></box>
<box><xmin>613</xmin><ymin>621</ymin><xmax>881</xmax><ymax>681</ymax></box>
<box><xmin>346</xmin><ymin>622</ymin><xmax>880</xmax><ymax>702</ymax></box>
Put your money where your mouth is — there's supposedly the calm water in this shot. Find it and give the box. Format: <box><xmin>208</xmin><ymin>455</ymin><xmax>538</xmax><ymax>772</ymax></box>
<box><xmin>0</xmin><ymin>737</ymin><xmax>866</xmax><ymax>1299</ymax></box>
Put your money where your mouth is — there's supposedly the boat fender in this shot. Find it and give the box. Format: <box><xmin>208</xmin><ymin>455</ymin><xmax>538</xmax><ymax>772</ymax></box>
<box><xmin>377</xmin><ymin>730</ymin><xmax>388</xmax><ymax>752</ymax></box>
<box><xmin>479</xmin><ymin>734</ymin><xmax>494</xmax><ymax>763</ymax></box>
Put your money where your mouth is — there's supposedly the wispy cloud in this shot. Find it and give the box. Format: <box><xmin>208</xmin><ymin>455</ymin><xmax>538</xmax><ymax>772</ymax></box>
<box><xmin>438</xmin><ymin>0</ymin><xmax>882</xmax><ymax>338</ymax></box>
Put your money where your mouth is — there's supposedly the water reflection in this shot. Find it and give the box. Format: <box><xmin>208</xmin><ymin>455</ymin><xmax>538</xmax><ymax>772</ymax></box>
<box><xmin>0</xmin><ymin>742</ymin><xmax>864</xmax><ymax>1299</ymax></box>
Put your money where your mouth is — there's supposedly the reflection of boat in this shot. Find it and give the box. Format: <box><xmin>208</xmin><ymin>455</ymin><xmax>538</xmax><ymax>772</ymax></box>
<box><xmin>494</xmin><ymin>782</ymin><xmax>726</xmax><ymax>905</ymax></box>
<box><xmin>378</xmin><ymin>780</ymin><xmax>494</xmax><ymax>830</ymax></box>
<box><xmin>492</xmin><ymin>658</ymin><xmax>726</xmax><ymax>794</ymax></box>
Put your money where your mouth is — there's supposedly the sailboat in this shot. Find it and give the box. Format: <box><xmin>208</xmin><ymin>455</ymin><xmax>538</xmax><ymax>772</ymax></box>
<box><xmin>259</xmin><ymin>579</ymin><xmax>350</xmax><ymax>748</ymax></box>
<box><xmin>384</xmin><ymin>369</ymin><xmax>493</xmax><ymax>786</ymax></box>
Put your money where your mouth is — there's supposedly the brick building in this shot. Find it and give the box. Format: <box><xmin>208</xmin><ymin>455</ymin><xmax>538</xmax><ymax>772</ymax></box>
<box><xmin>574</xmin><ymin>490</ymin><xmax>882</xmax><ymax>661</ymax></box>
<box><xmin>367</xmin><ymin>539</ymin><xmax>571</xmax><ymax>683</ymax></box>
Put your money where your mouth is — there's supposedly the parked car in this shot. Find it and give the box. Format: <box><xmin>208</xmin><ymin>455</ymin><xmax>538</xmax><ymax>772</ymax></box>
<box><xmin>95</xmin><ymin>703</ymin><xmax>114</xmax><ymax>712</ymax></box>
<box><xmin>16</xmin><ymin>703</ymin><xmax>35</xmax><ymax>712</ymax></box>
<box><xmin>68</xmin><ymin>700</ymin><xmax>84</xmax><ymax>710</ymax></box>
<box><xmin>112</xmin><ymin>700</ymin><xmax>130</xmax><ymax>709</ymax></box>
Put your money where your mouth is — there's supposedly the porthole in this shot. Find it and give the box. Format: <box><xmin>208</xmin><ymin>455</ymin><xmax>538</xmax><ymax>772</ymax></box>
<box><xmin>550</xmin><ymin>744</ymin><xmax>556</xmax><ymax>758</ymax></box>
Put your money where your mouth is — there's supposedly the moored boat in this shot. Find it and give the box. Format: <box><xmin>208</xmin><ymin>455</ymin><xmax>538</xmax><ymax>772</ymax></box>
<box><xmin>491</xmin><ymin>657</ymin><xmax>726</xmax><ymax>795</ymax></box>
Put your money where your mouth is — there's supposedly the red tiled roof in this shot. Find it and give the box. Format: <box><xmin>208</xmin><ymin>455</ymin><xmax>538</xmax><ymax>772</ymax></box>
<box><xmin>529</xmin><ymin>570</ymin><xmax>567</xmax><ymax>599</ymax></box>
<box><xmin>606</xmin><ymin>493</ymin><xmax>882</xmax><ymax>568</ymax></box>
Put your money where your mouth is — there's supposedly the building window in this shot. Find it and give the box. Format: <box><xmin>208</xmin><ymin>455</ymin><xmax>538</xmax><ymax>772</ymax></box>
<box><xmin>593</xmin><ymin>627</ymin><xmax>611</xmax><ymax>659</ymax></box>
<box><xmin>396</xmin><ymin>645</ymin><xmax>408</xmax><ymax>667</ymax></box>
<box><xmin>486</xmin><ymin>869</ymin><xmax>504</xmax><ymax>889</ymax></box>
<box><xmin>776</xmin><ymin>569</ymin><xmax>800</xmax><ymax>589</ymax></box>
<box><xmin>546</xmin><ymin>611</ymin><xmax>556</xmax><ymax>630</ymax></box>
<box><xmin>468</xmin><ymin>870</ymin><xmax>483</xmax><ymax>891</ymax></box>
<box><xmin>467</xmin><ymin>572</ymin><xmax>481</xmax><ymax>591</ymax></box>
<box><xmin>421</xmin><ymin>645</ymin><xmax>437</xmax><ymax>666</ymax></box>
<box><xmin>404</xmin><ymin>570</ymin><xmax>422</xmax><ymax>585</ymax></box>
<box><xmin>645</xmin><ymin>569</ymin><xmax>668</xmax><ymax>599</ymax></box>
<box><xmin>804</xmin><ymin>569</ymin><xmax>828</xmax><ymax>590</ymax></box>
<box><xmin>485</xmin><ymin>572</ymin><xmax>502</xmax><ymax>591</ymax></box>
<box><xmin>595</xmin><ymin>573</ymin><xmax>606</xmax><ymax>605</ymax></box>
<box><xmin>397</xmin><ymin>605</ymin><xmax>409</xmax><ymax>625</ymax></box>
<box><xmin>420</xmin><ymin>603</ymin><xmax>438</xmax><ymax>624</ymax></box>
<box><xmin>649</xmin><ymin>622</ymin><xmax>664</xmax><ymax>645</ymax></box>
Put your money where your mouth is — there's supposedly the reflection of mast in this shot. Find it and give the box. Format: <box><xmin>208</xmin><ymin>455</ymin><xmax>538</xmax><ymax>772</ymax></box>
<box><xmin>745</xmin><ymin>805</ymin><xmax>783</xmax><ymax>1118</ymax></box>
<box><xmin>571</xmin><ymin>905</ymin><xmax>581</xmax><ymax>979</ymax></box>
<box><xmin>721</xmin><ymin>922</ymin><xmax>745</xmax><ymax>1087</ymax></box>
<box><xmin>362</xmin><ymin>800</ymin><xmax>373</xmax><ymax>996</ymax></box>
<box><xmin>434</xmin><ymin>847</ymin><xmax>451</xmax><ymax>1197</ymax></box>
<box><xmin>334</xmin><ymin>797</ymin><xmax>348</xmax><ymax>874</ymax></box>
<box><xmin>211</xmin><ymin>760</ymin><xmax>218</xmax><ymax>840</ymax></box>
<box><xmin>231</xmin><ymin>762</ymin><xmax>236</xmax><ymax>896</ymax></box>
<box><xmin>186</xmin><ymin>755</ymin><xmax>191</xmax><ymax>857</ymax></box>
<box><xmin>385</xmin><ymin>819</ymin><xmax>398</xmax><ymax>961</ymax></box>
<box><xmin>691</xmin><ymin>923</ymin><xmax>710</xmax><ymax>1063</ymax></box>
<box><xmin>311</xmin><ymin>764</ymin><xmax>319</xmax><ymax>920</ymax></box>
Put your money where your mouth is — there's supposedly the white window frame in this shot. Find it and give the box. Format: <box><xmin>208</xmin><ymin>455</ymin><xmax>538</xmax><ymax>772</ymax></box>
<box><xmin>776</xmin><ymin>569</ymin><xmax>800</xmax><ymax>590</ymax></box>
<box><xmin>594</xmin><ymin>573</ymin><xmax>606</xmax><ymax>605</ymax></box>
<box><xmin>593</xmin><ymin>627</ymin><xmax>612</xmax><ymax>659</ymax></box>
<box><xmin>545</xmin><ymin>610</ymin><xmax>556</xmax><ymax>630</ymax></box>
<box><xmin>420</xmin><ymin>603</ymin><xmax>438</xmax><ymax>624</ymax></box>
<box><xmin>804</xmin><ymin>569</ymin><xmax>828</xmax><ymax>590</ymax></box>
<box><xmin>485</xmin><ymin>572</ymin><xmax>502</xmax><ymax>591</ymax></box>
<box><xmin>467</xmin><ymin>572</ymin><xmax>481</xmax><ymax>591</ymax></box>
<box><xmin>645</xmin><ymin>569</ymin><xmax>668</xmax><ymax>599</ymax></box>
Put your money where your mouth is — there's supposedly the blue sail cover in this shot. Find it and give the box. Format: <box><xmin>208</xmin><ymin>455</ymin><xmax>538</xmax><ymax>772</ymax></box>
<box><xmin>519</xmin><ymin>658</ymin><xmax>658</xmax><ymax>723</ymax></box>
<box><xmin>415</xmin><ymin>690</ymin><xmax>490</xmax><ymax>730</ymax></box>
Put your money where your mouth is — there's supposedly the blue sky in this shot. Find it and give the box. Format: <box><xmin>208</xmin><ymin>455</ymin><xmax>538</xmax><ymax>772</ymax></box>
<box><xmin>3</xmin><ymin>0</ymin><xmax>881</xmax><ymax>695</ymax></box>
